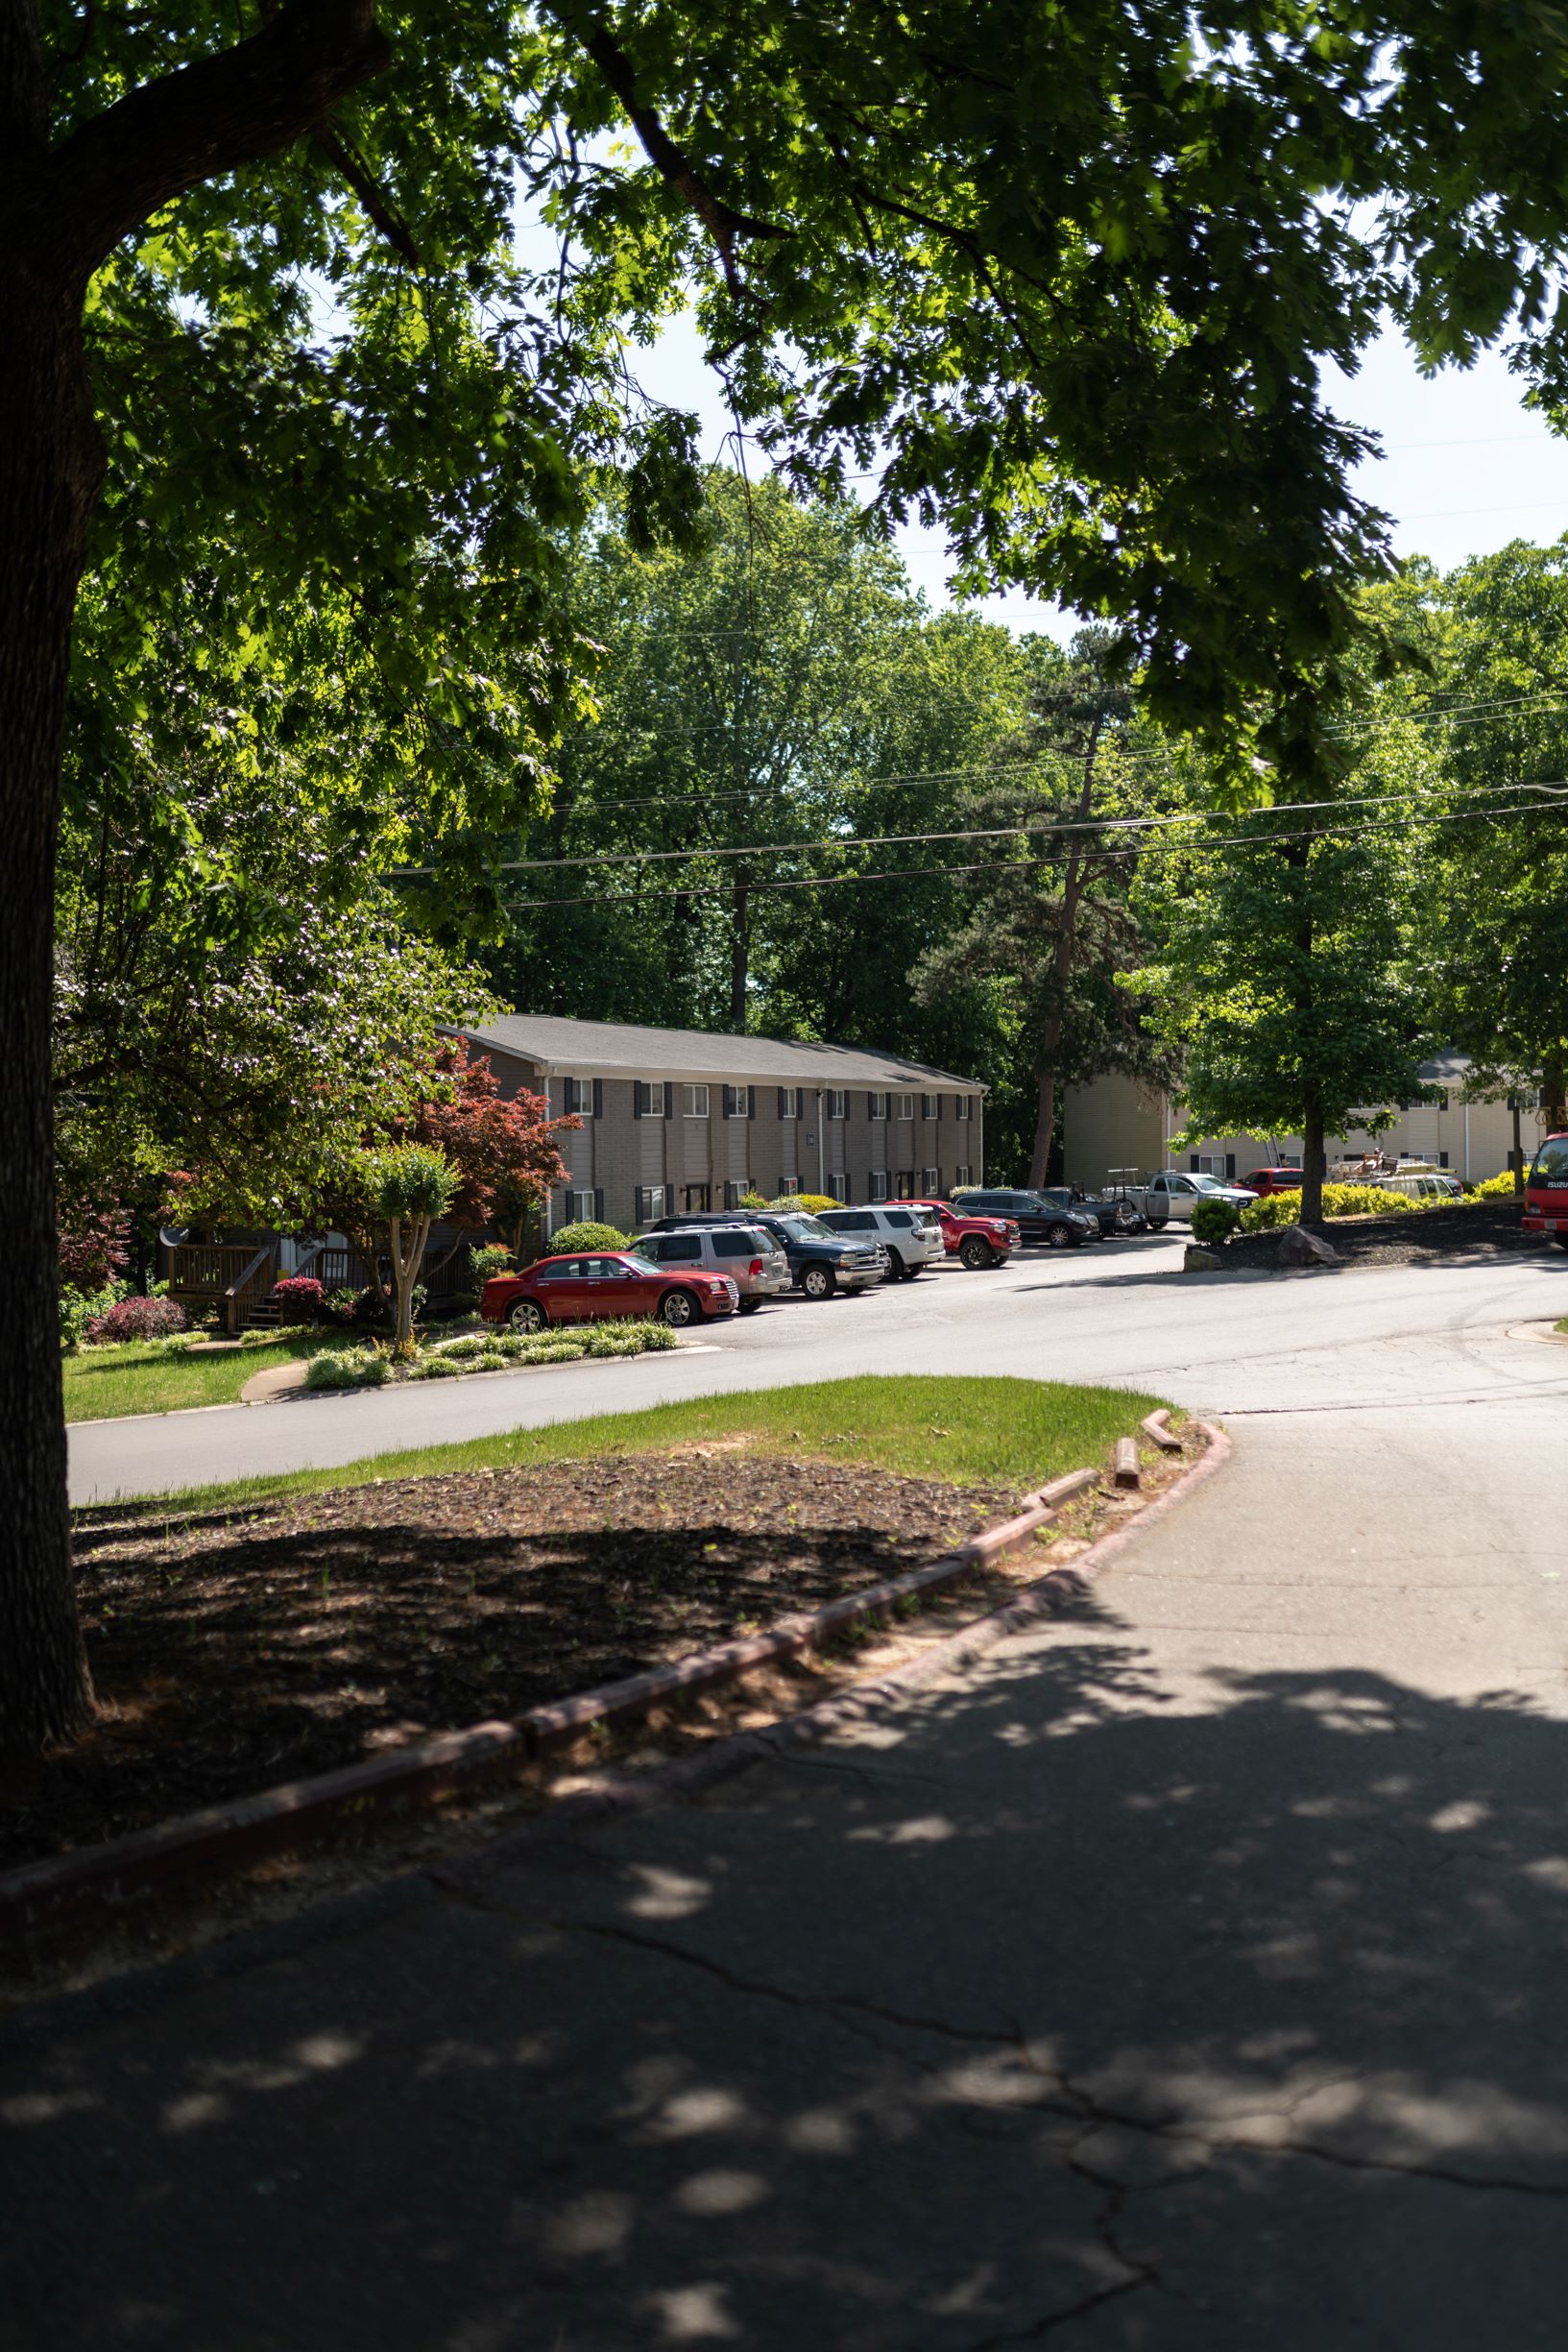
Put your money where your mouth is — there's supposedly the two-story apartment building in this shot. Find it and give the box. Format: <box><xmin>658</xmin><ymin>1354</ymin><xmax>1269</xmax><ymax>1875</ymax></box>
<box><xmin>457</xmin><ymin>1014</ymin><xmax>986</xmax><ymax>1233</ymax></box>
<box><xmin>1062</xmin><ymin>1054</ymin><xmax>1550</xmax><ymax>1188</ymax></box>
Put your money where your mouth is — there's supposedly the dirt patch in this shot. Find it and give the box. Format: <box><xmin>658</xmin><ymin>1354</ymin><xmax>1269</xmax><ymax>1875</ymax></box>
<box><xmin>6</xmin><ymin>1456</ymin><xmax>1022</xmax><ymax>1872</ymax></box>
<box><xmin>1225</xmin><ymin>1202</ymin><xmax>1544</xmax><ymax>1272</ymax></box>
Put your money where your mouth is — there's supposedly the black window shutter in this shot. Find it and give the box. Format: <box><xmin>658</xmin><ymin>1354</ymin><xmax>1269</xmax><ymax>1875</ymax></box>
<box><xmin>748</xmin><ymin>1088</ymin><xmax>757</xmax><ymax>1119</ymax></box>
<box><xmin>778</xmin><ymin>1084</ymin><xmax>787</xmax><ymax>1118</ymax></box>
<box><xmin>594</xmin><ymin>1187</ymin><xmax>604</xmax><ymax>1222</ymax></box>
<box><xmin>1190</xmin><ymin>1154</ymin><xmax>1200</xmax><ymax>1173</ymax></box>
<box><xmin>1225</xmin><ymin>1153</ymin><xmax>1236</xmax><ymax>1179</ymax></box>
<box><xmin>633</xmin><ymin>1084</ymin><xmax>643</xmax><ymax>1120</ymax></box>
<box><xmin>722</xmin><ymin>1085</ymin><xmax>735</xmax><ymax>1119</ymax></box>
<box><xmin>664</xmin><ymin>1082</ymin><xmax>674</xmax><ymax>1119</ymax></box>
<box><xmin>592</xmin><ymin>1079</ymin><xmax>603</xmax><ymax>1119</ymax></box>
<box><xmin>564</xmin><ymin>1078</ymin><xmax>578</xmax><ymax>1114</ymax></box>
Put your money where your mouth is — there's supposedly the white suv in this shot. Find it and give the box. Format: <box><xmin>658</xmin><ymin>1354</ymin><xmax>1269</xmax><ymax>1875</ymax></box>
<box><xmin>817</xmin><ymin>1204</ymin><xmax>945</xmax><ymax>1280</ymax></box>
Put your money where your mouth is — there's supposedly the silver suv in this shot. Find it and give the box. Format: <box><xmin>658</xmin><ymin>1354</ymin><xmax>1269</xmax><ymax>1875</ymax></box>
<box><xmin>630</xmin><ymin>1224</ymin><xmax>790</xmax><ymax>1313</ymax></box>
<box><xmin>817</xmin><ymin>1204</ymin><xmax>945</xmax><ymax>1279</ymax></box>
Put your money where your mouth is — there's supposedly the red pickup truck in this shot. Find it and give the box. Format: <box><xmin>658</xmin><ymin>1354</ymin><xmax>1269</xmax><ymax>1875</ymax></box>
<box><xmin>1241</xmin><ymin>1167</ymin><xmax>1303</xmax><ymax>1198</ymax></box>
<box><xmin>1523</xmin><ymin>1133</ymin><xmax>1568</xmax><ymax>1247</ymax></box>
<box><xmin>907</xmin><ymin>1198</ymin><xmax>1020</xmax><ymax>1270</ymax></box>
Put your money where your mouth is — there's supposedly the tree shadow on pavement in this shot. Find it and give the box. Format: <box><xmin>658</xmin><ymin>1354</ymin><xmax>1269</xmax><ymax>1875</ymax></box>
<box><xmin>7</xmin><ymin>1580</ymin><xmax>1568</xmax><ymax>2349</ymax></box>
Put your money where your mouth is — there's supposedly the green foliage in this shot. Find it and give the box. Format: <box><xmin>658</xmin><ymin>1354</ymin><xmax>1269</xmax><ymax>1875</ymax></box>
<box><xmin>1474</xmin><ymin>1170</ymin><xmax>1521</xmax><ymax>1199</ymax></box>
<box><xmin>59</xmin><ymin>1282</ymin><xmax>129</xmax><ymax>1353</ymax></box>
<box><xmin>768</xmin><ymin>1194</ymin><xmax>836</xmax><ymax>1215</ymax></box>
<box><xmin>468</xmin><ymin>1245</ymin><xmax>517</xmax><ymax>1285</ymax></box>
<box><xmin>543</xmin><ymin>1221</ymin><xmax>629</xmax><ymax>1254</ymax></box>
<box><xmin>1191</xmin><ymin>1198</ymin><xmax>1242</xmax><ymax>1247</ymax></box>
<box><xmin>1240</xmin><ymin>1194</ymin><xmax>1306</xmax><ymax>1232</ymax></box>
<box><xmin>366</xmin><ymin>1144</ymin><xmax>457</xmax><ymax>1226</ymax></box>
<box><xmin>305</xmin><ymin>1346</ymin><xmax>394</xmax><ymax>1393</ymax></box>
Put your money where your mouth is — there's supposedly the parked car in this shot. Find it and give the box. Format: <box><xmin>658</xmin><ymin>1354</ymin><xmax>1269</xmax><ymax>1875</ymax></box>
<box><xmin>1037</xmin><ymin>1184</ymin><xmax>1127</xmax><ymax>1238</ymax></box>
<box><xmin>953</xmin><ymin>1188</ymin><xmax>1098</xmax><ymax>1249</ymax></box>
<box><xmin>1123</xmin><ymin>1172</ymin><xmax>1259</xmax><ymax>1224</ymax></box>
<box><xmin>906</xmin><ymin>1198</ymin><xmax>1020</xmax><ymax>1269</ymax></box>
<box><xmin>649</xmin><ymin>1209</ymin><xmax>885</xmax><ymax>1299</ymax></box>
<box><xmin>1241</xmin><ymin>1167</ymin><xmax>1303</xmax><ymax>1199</ymax></box>
<box><xmin>630</xmin><ymin>1223</ymin><xmax>790</xmax><ymax>1312</ymax></box>
<box><xmin>1524</xmin><ymin>1131</ymin><xmax>1568</xmax><ymax>1248</ymax></box>
<box><xmin>482</xmin><ymin>1249</ymin><xmax>737</xmax><ymax>1331</ymax></box>
<box><xmin>1378</xmin><ymin>1169</ymin><xmax>1464</xmax><ymax>1201</ymax></box>
<box><xmin>815</xmin><ymin>1204</ymin><xmax>944</xmax><ymax>1279</ymax></box>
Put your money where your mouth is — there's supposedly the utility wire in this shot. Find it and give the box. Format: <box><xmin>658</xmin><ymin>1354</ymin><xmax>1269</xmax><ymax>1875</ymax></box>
<box><xmin>500</xmin><ymin>788</ymin><xmax>1568</xmax><ymax>910</ymax></box>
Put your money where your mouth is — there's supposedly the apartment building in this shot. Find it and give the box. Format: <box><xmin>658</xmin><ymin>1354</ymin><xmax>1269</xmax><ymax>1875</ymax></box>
<box><xmin>458</xmin><ymin>1014</ymin><xmax>986</xmax><ymax>1232</ymax></box>
<box><xmin>1062</xmin><ymin>1054</ymin><xmax>1552</xmax><ymax>1188</ymax></box>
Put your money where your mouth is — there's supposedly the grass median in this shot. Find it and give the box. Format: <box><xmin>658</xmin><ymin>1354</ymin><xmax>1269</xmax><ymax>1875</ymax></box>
<box><xmin>61</xmin><ymin>1337</ymin><xmax>321</xmax><ymax>1423</ymax></box>
<box><xmin>90</xmin><ymin>1372</ymin><xmax>1173</xmax><ymax>1513</ymax></box>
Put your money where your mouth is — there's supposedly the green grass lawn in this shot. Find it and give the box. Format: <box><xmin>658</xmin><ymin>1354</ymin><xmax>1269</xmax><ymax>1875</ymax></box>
<box><xmin>60</xmin><ymin>1332</ymin><xmax>381</xmax><ymax>1423</ymax></box>
<box><xmin>97</xmin><ymin>1373</ymin><xmax>1175</xmax><ymax>1512</ymax></box>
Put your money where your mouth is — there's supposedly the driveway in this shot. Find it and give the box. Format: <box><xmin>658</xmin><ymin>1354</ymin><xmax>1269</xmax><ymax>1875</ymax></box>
<box><xmin>11</xmin><ymin>1247</ymin><xmax>1568</xmax><ymax>2345</ymax></box>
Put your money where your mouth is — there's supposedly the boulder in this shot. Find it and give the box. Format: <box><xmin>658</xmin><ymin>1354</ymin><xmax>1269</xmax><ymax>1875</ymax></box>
<box><xmin>1183</xmin><ymin>1244</ymin><xmax>1224</xmax><ymax>1273</ymax></box>
<box><xmin>1276</xmin><ymin>1223</ymin><xmax>1340</xmax><ymax>1268</ymax></box>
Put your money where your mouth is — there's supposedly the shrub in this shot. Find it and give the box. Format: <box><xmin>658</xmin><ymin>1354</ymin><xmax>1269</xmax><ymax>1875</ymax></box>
<box><xmin>469</xmin><ymin>1243</ymin><xmax>516</xmax><ymax>1284</ymax></box>
<box><xmin>272</xmin><ymin>1275</ymin><xmax>326</xmax><ymax>1325</ymax></box>
<box><xmin>1475</xmin><ymin>1168</ymin><xmax>1521</xmax><ymax>1199</ymax></box>
<box><xmin>58</xmin><ymin>1200</ymin><xmax>131</xmax><ymax>1294</ymax></box>
<box><xmin>766</xmin><ymin>1193</ymin><xmax>836</xmax><ymax>1215</ymax></box>
<box><xmin>583</xmin><ymin>1319</ymin><xmax>677</xmax><ymax>1357</ymax></box>
<box><xmin>543</xmin><ymin>1220</ymin><xmax>628</xmax><ymax>1255</ymax></box>
<box><xmin>304</xmin><ymin>1346</ymin><xmax>392</xmax><ymax>1392</ymax></box>
<box><xmin>1240</xmin><ymin>1193</ymin><xmax>1301</xmax><ymax>1232</ymax></box>
<box><xmin>1321</xmin><ymin>1181</ymin><xmax>1416</xmax><ymax>1217</ymax></box>
<box><xmin>60</xmin><ymin>1281</ymin><xmax>126</xmax><ymax>1349</ymax></box>
<box><xmin>85</xmin><ymin>1295</ymin><xmax>188</xmax><ymax>1344</ymax></box>
<box><xmin>1191</xmin><ymin>1197</ymin><xmax>1242</xmax><ymax>1247</ymax></box>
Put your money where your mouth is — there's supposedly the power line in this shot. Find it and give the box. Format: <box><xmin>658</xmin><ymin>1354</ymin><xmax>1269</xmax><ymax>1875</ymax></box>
<box><xmin>466</xmin><ymin>777</ymin><xmax>1568</xmax><ymax>878</ymax></box>
<box><xmin>500</xmin><ymin>787</ymin><xmax>1568</xmax><ymax>910</ymax></box>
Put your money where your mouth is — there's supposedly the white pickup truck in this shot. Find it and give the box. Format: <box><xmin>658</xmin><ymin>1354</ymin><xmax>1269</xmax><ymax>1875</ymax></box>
<box><xmin>1118</xmin><ymin>1170</ymin><xmax>1260</xmax><ymax>1225</ymax></box>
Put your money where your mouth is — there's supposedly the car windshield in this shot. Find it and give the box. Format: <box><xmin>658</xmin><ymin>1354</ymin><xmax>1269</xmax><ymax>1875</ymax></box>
<box><xmin>774</xmin><ymin>1214</ymin><xmax>836</xmax><ymax>1242</ymax></box>
<box><xmin>1530</xmin><ymin>1140</ymin><xmax>1568</xmax><ymax>1186</ymax></box>
<box><xmin>621</xmin><ymin>1253</ymin><xmax>663</xmax><ymax>1276</ymax></box>
<box><xmin>1189</xmin><ymin>1175</ymin><xmax>1231</xmax><ymax>1193</ymax></box>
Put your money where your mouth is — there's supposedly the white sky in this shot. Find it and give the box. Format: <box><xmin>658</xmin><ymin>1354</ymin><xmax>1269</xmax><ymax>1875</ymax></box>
<box><xmin>627</xmin><ymin>310</ymin><xmax>1568</xmax><ymax>641</ymax></box>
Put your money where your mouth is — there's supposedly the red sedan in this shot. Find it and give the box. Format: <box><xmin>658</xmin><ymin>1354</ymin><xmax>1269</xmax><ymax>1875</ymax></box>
<box><xmin>482</xmin><ymin>1249</ymin><xmax>737</xmax><ymax>1332</ymax></box>
<box><xmin>906</xmin><ymin>1198</ymin><xmax>1020</xmax><ymax>1270</ymax></box>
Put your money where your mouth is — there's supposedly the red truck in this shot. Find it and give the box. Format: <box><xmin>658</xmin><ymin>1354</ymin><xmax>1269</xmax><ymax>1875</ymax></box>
<box><xmin>907</xmin><ymin>1198</ymin><xmax>1020</xmax><ymax>1270</ymax></box>
<box><xmin>1523</xmin><ymin>1133</ymin><xmax>1568</xmax><ymax>1248</ymax></box>
<box><xmin>1241</xmin><ymin>1167</ymin><xmax>1303</xmax><ymax>1198</ymax></box>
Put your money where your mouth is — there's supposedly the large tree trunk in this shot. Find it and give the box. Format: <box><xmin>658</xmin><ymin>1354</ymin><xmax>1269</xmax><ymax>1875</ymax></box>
<box><xmin>0</xmin><ymin>291</ymin><xmax>104</xmax><ymax>1760</ymax></box>
<box><xmin>1299</xmin><ymin>1102</ymin><xmax>1328</xmax><ymax>1226</ymax></box>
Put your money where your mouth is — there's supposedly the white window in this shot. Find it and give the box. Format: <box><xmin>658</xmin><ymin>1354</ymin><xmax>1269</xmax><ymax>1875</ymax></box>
<box><xmin>569</xmin><ymin>1189</ymin><xmax>598</xmax><ymax>1220</ymax></box>
<box><xmin>724</xmin><ymin>1084</ymin><xmax>750</xmax><ymax>1119</ymax></box>
<box><xmin>1196</xmin><ymin>1154</ymin><xmax>1229</xmax><ymax>1178</ymax></box>
<box><xmin>723</xmin><ymin>1179</ymin><xmax>746</xmax><ymax>1208</ymax></box>
<box><xmin>564</xmin><ymin>1077</ymin><xmax>597</xmax><ymax>1117</ymax></box>
<box><xmin>634</xmin><ymin>1080</ymin><xmax>667</xmax><ymax>1116</ymax></box>
<box><xmin>635</xmin><ymin>1185</ymin><xmax>666</xmax><ymax>1223</ymax></box>
<box><xmin>868</xmin><ymin>1168</ymin><xmax>889</xmax><ymax>1202</ymax></box>
<box><xmin>868</xmin><ymin>1091</ymin><xmax>889</xmax><ymax>1121</ymax></box>
<box><xmin>920</xmin><ymin>1167</ymin><xmax>940</xmax><ymax>1194</ymax></box>
<box><xmin>920</xmin><ymin>1093</ymin><xmax>938</xmax><ymax>1121</ymax></box>
<box><xmin>955</xmin><ymin>1096</ymin><xmax>974</xmax><ymax>1124</ymax></box>
<box><xmin>776</xmin><ymin>1175</ymin><xmax>800</xmax><ymax>1196</ymax></box>
<box><xmin>825</xmin><ymin>1088</ymin><xmax>848</xmax><ymax>1120</ymax></box>
<box><xmin>683</xmin><ymin>1083</ymin><xmax>710</xmax><ymax>1118</ymax></box>
<box><xmin>895</xmin><ymin>1093</ymin><xmax>915</xmax><ymax>1121</ymax></box>
<box><xmin>829</xmin><ymin>1171</ymin><xmax>849</xmax><ymax>1201</ymax></box>
<box><xmin>954</xmin><ymin>1164</ymin><xmax>972</xmax><ymax>1187</ymax></box>
<box><xmin>779</xmin><ymin>1087</ymin><xmax>800</xmax><ymax>1119</ymax></box>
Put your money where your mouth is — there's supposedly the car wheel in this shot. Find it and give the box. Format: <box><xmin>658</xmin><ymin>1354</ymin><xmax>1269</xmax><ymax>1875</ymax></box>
<box><xmin>882</xmin><ymin>1251</ymin><xmax>905</xmax><ymax>1283</ymax></box>
<box><xmin>1557</xmin><ymin>1235</ymin><xmax>1568</xmax><ymax>1252</ymax></box>
<box><xmin>659</xmin><ymin>1288</ymin><xmax>697</xmax><ymax>1327</ymax></box>
<box><xmin>956</xmin><ymin>1235</ymin><xmax>987</xmax><ymax>1270</ymax></box>
<box><xmin>801</xmin><ymin>1263</ymin><xmax>834</xmax><ymax>1299</ymax></box>
<box><xmin>737</xmin><ymin>1297</ymin><xmax>761</xmax><ymax>1314</ymax></box>
<box><xmin>1046</xmin><ymin>1224</ymin><xmax>1072</xmax><ymax>1250</ymax></box>
<box><xmin>508</xmin><ymin>1298</ymin><xmax>545</xmax><ymax>1332</ymax></box>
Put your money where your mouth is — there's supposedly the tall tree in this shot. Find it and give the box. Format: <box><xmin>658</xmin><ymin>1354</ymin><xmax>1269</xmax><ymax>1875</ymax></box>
<box><xmin>10</xmin><ymin>0</ymin><xmax>1568</xmax><ymax>1755</ymax></box>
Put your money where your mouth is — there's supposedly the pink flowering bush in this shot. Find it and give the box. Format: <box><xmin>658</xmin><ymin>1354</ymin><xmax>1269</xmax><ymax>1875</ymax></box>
<box><xmin>272</xmin><ymin>1275</ymin><xmax>326</xmax><ymax>1325</ymax></box>
<box><xmin>86</xmin><ymin>1295</ymin><xmax>188</xmax><ymax>1344</ymax></box>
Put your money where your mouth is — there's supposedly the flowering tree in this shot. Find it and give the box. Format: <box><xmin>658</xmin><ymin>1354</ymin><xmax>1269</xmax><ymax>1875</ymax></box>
<box><xmin>412</xmin><ymin>1042</ymin><xmax>576</xmax><ymax>1261</ymax></box>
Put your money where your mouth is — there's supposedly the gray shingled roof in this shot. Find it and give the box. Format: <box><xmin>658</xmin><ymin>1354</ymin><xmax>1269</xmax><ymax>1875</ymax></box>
<box><xmin>460</xmin><ymin>1013</ymin><xmax>985</xmax><ymax>1090</ymax></box>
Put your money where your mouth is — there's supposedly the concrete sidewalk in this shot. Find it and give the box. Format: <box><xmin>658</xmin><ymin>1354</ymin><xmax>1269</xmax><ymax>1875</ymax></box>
<box><xmin>10</xmin><ymin>1284</ymin><xmax>1568</xmax><ymax>2346</ymax></box>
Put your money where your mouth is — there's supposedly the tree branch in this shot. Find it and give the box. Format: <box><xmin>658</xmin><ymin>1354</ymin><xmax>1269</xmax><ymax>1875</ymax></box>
<box><xmin>555</xmin><ymin>11</ymin><xmax>786</xmax><ymax>300</ymax></box>
<box><xmin>310</xmin><ymin>118</ymin><xmax>418</xmax><ymax>266</ymax></box>
<box><xmin>40</xmin><ymin>0</ymin><xmax>392</xmax><ymax>286</ymax></box>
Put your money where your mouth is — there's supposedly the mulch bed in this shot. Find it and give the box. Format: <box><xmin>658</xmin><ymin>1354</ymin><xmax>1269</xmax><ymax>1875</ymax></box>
<box><xmin>3</xmin><ymin>1453</ymin><xmax>1022</xmax><ymax>1871</ymax></box>
<box><xmin>1225</xmin><ymin>1201</ymin><xmax>1544</xmax><ymax>1271</ymax></box>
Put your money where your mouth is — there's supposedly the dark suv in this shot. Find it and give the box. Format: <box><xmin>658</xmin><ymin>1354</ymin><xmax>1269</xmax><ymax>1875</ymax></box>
<box><xmin>649</xmin><ymin>1210</ymin><xmax>885</xmax><ymax>1299</ymax></box>
<box><xmin>957</xmin><ymin>1188</ymin><xmax>1098</xmax><ymax>1249</ymax></box>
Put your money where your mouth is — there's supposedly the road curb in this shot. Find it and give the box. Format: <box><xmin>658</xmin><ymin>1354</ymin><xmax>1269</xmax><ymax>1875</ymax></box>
<box><xmin>0</xmin><ymin>1456</ymin><xmax>1152</xmax><ymax>1940</ymax></box>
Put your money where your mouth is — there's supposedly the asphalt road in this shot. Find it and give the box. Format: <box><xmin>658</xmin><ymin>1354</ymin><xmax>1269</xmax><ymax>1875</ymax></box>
<box><xmin>12</xmin><ymin>1237</ymin><xmax>1568</xmax><ymax>2347</ymax></box>
<box><xmin>66</xmin><ymin>1228</ymin><xmax>1568</xmax><ymax>1499</ymax></box>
